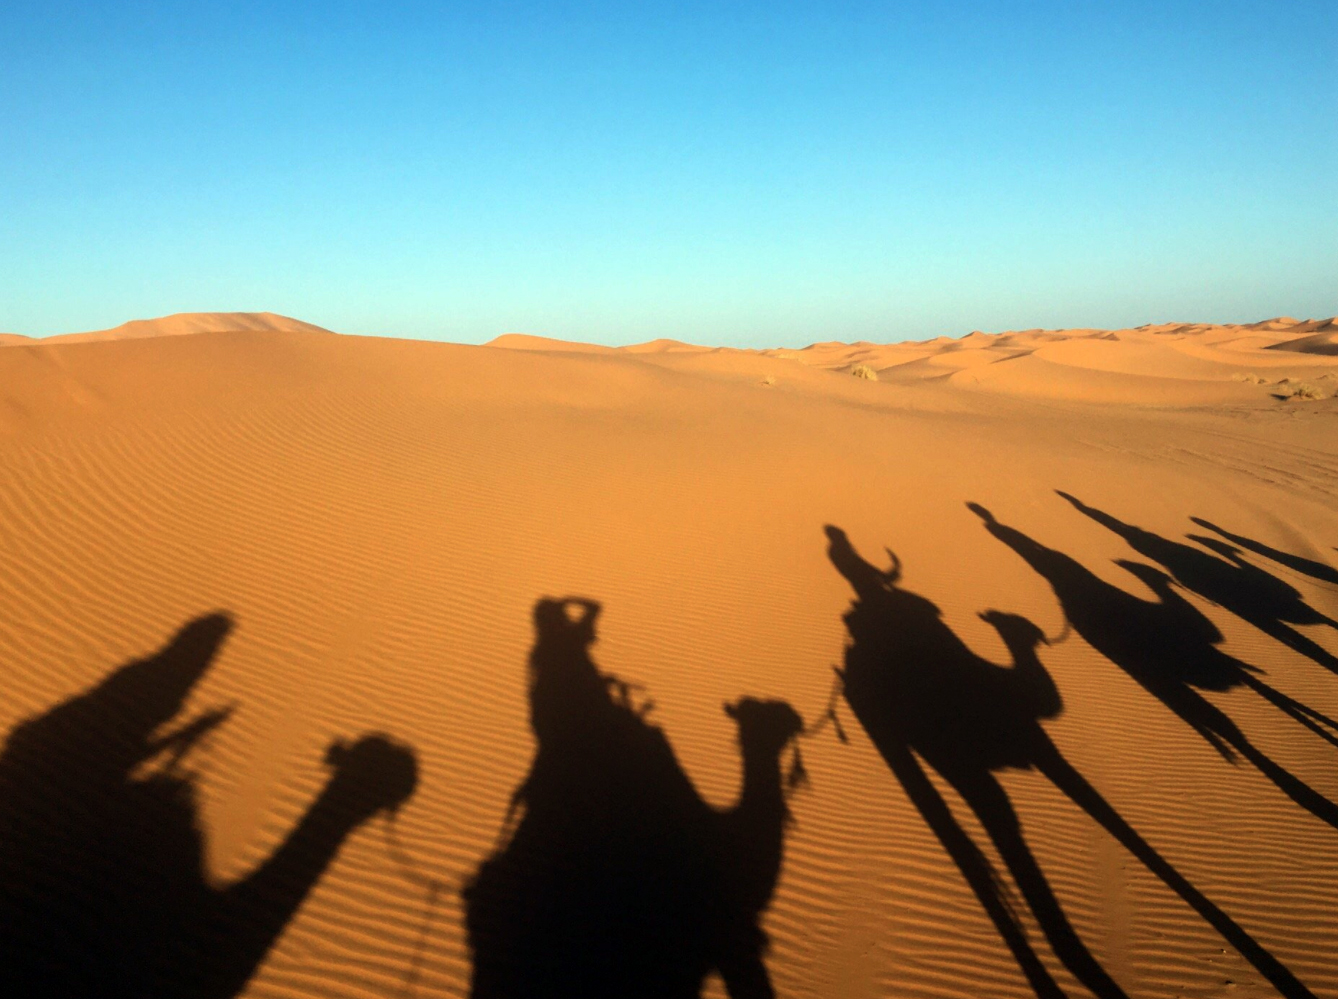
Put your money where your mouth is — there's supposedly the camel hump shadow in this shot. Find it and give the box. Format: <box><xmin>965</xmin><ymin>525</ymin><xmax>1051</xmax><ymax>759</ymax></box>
<box><xmin>465</xmin><ymin>597</ymin><xmax>803</xmax><ymax>999</ymax></box>
<box><xmin>0</xmin><ymin>613</ymin><xmax>418</xmax><ymax>999</ymax></box>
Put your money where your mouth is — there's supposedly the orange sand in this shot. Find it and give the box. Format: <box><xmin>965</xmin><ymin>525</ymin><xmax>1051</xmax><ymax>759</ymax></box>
<box><xmin>0</xmin><ymin>313</ymin><xmax>1335</xmax><ymax>997</ymax></box>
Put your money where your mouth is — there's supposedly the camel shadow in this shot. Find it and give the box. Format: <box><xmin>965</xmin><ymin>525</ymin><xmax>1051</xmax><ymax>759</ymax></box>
<box><xmin>0</xmin><ymin>614</ymin><xmax>419</xmax><ymax>999</ymax></box>
<box><xmin>464</xmin><ymin>597</ymin><xmax>804</xmax><ymax>999</ymax></box>
<box><xmin>825</xmin><ymin>525</ymin><xmax>1316</xmax><ymax>999</ymax></box>
<box><xmin>970</xmin><ymin>501</ymin><xmax>1338</xmax><ymax>833</ymax></box>
<box><xmin>1057</xmin><ymin>492</ymin><xmax>1338</xmax><ymax>676</ymax></box>
<box><xmin>1190</xmin><ymin>517</ymin><xmax>1338</xmax><ymax>588</ymax></box>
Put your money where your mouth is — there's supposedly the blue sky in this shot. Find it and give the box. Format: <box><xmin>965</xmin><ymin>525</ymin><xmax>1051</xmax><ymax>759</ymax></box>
<box><xmin>3</xmin><ymin>1</ymin><xmax>1335</xmax><ymax>346</ymax></box>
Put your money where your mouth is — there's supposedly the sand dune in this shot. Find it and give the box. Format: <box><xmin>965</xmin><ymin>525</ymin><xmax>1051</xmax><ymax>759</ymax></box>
<box><xmin>0</xmin><ymin>311</ymin><xmax>334</xmax><ymax>346</ymax></box>
<box><xmin>623</xmin><ymin>338</ymin><xmax>713</xmax><ymax>354</ymax></box>
<box><xmin>486</xmin><ymin>332</ymin><xmax>615</xmax><ymax>353</ymax></box>
<box><xmin>0</xmin><ymin>312</ymin><xmax>1335</xmax><ymax>998</ymax></box>
<box><xmin>1268</xmin><ymin>329</ymin><xmax>1338</xmax><ymax>357</ymax></box>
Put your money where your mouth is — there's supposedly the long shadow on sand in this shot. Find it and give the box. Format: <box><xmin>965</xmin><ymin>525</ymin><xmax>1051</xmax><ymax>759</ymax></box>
<box><xmin>0</xmin><ymin>614</ymin><xmax>419</xmax><ymax>999</ymax></box>
<box><xmin>465</xmin><ymin>597</ymin><xmax>804</xmax><ymax>999</ymax></box>
<box><xmin>1058</xmin><ymin>492</ymin><xmax>1338</xmax><ymax>676</ymax></box>
<box><xmin>1190</xmin><ymin>517</ymin><xmax>1338</xmax><ymax>588</ymax></box>
<box><xmin>971</xmin><ymin>502</ymin><xmax>1338</xmax><ymax>833</ymax></box>
<box><xmin>826</xmin><ymin>525</ymin><xmax>1316</xmax><ymax>999</ymax></box>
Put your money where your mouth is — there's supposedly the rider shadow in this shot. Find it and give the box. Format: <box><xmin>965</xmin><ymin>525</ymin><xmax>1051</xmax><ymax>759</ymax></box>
<box><xmin>825</xmin><ymin>525</ymin><xmax>1316</xmax><ymax>999</ymax></box>
<box><xmin>1190</xmin><ymin>517</ymin><xmax>1338</xmax><ymax>588</ymax></box>
<box><xmin>0</xmin><ymin>614</ymin><xmax>419</xmax><ymax>999</ymax></box>
<box><xmin>465</xmin><ymin>597</ymin><xmax>805</xmax><ymax>999</ymax></box>
<box><xmin>970</xmin><ymin>502</ymin><xmax>1338</xmax><ymax>832</ymax></box>
<box><xmin>1057</xmin><ymin>492</ymin><xmax>1338</xmax><ymax>676</ymax></box>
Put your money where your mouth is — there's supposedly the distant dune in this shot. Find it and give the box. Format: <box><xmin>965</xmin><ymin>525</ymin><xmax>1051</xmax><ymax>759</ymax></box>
<box><xmin>1264</xmin><ymin>320</ymin><xmax>1338</xmax><ymax>357</ymax></box>
<box><xmin>2</xmin><ymin>311</ymin><xmax>334</xmax><ymax>346</ymax></box>
<box><xmin>485</xmin><ymin>332</ymin><xmax>615</xmax><ymax>353</ymax></box>
<box><xmin>0</xmin><ymin>309</ymin><xmax>1335</xmax><ymax>998</ymax></box>
<box><xmin>15</xmin><ymin>311</ymin><xmax>1337</xmax><ymax>363</ymax></box>
<box><xmin>622</xmin><ymin>337</ymin><xmax>712</xmax><ymax>354</ymax></box>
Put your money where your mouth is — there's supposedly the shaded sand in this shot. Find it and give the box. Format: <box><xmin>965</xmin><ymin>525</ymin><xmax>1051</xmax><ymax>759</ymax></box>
<box><xmin>0</xmin><ymin>314</ymin><xmax>1336</xmax><ymax>998</ymax></box>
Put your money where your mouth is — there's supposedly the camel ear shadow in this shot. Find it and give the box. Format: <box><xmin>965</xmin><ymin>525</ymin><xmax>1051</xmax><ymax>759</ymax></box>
<box><xmin>723</xmin><ymin>701</ymin><xmax>738</xmax><ymax>719</ymax></box>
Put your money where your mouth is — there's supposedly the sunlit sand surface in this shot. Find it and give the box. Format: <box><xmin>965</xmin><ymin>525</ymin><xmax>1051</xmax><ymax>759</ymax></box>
<box><xmin>1</xmin><ymin>312</ymin><xmax>1335</xmax><ymax>998</ymax></box>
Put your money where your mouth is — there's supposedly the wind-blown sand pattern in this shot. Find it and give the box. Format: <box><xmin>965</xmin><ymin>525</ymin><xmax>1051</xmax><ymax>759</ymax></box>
<box><xmin>0</xmin><ymin>312</ymin><xmax>1335</xmax><ymax>998</ymax></box>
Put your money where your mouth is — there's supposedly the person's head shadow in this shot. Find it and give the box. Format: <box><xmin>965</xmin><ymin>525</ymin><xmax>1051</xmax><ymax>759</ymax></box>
<box><xmin>465</xmin><ymin>596</ymin><xmax>803</xmax><ymax>999</ymax></box>
<box><xmin>0</xmin><ymin>614</ymin><xmax>418</xmax><ymax>999</ymax></box>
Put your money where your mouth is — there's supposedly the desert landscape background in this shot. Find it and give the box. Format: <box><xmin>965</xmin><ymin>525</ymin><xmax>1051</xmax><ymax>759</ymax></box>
<box><xmin>1</xmin><ymin>312</ymin><xmax>1336</xmax><ymax>998</ymax></box>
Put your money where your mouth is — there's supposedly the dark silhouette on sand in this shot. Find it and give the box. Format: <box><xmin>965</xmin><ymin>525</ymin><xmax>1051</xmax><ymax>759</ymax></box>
<box><xmin>1058</xmin><ymin>492</ymin><xmax>1338</xmax><ymax>675</ymax></box>
<box><xmin>465</xmin><ymin>597</ymin><xmax>804</xmax><ymax>999</ymax></box>
<box><xmin>826</xmin><ymin>525</ymin><xmax>1316</xmax><ymax>999</ymax></box>
<box><xmin>0</xmin><ymin>614</ymin><xmax>419</xmax><ymax>999</ymax></box>
<box><xmin>1190</xmin><ymin>517</ymin><xmax>1338</xmax><ymax>587</ymax></box>
<box><xmin>971</xmin><ymin>502</ymin><xmax>1338</xmax><ymax>834</ymax></box>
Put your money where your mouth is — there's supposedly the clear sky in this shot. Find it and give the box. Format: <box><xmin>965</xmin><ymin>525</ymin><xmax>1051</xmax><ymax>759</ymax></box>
<box><xmin>3</xmin><ymin>1</ymin><xmax>1335</xmax><ymax>346</ymax></box>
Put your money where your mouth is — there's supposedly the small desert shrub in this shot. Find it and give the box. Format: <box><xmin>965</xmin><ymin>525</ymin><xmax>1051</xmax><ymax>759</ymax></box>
<box><xmin>1281</xmin><ymin>382</ymin><xmax>1326</xmax><ymax>401</ymax></box>
<box><xmin>850</xmin><ymin>363</ymin><xmax>879</xmax><ymax>381</ymax></box>
<box><xmin>761</xmin><ymin>374</ymin><xmax>776</xmax><ymax>386</ymax></box>
<box><xmin>1233</xmin><ymin>372</ymin><xmax>1267</xmax><ymax>384</ymax></box>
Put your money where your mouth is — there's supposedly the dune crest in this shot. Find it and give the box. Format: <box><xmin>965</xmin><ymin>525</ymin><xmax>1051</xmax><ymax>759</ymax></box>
<box><xmin>623</xmin><ymin>338</ymin><xmax>711</xmax><ymax>354</ymax></box>
<box><xmin>5</xmin><ymin>312</ymin><xmax>335</xmax><ymax>346</ymax></box>
<box><xmin>485</xmin><ymin>333</ymin><xmax>615</xmax><ymax>353</ymax></box>
<box><xmin>743</xmin><ymin>317</ymin><xmax>1338</xmax><ymax>406</ymax></box>
<box><xmin>480</xmin><ymin>316</ymin><xmax>1338</xmax><ymax>406</ymax></box>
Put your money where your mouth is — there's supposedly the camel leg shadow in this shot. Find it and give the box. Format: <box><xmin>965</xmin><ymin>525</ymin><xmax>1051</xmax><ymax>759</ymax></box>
<box><xmin>934</xmin><ymin>763</ymin><xmax>1130</xmax><ymax>999</ymax></box>
<box><xmin>1030</xmin><ymin>732</ymin><xmax>1315</xmax><ymax>999</ymax></box>
<box><xmin>865</xmin><ymin>732</ymin><xmax>1066</xmax><ymax>999</ymax></box>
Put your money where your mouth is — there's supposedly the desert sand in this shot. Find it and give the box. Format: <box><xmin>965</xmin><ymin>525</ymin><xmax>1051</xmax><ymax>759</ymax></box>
<box><xmin>0</xmin><ymin>312</ymin><xmax>1335</xmax><ymax>998</ymax></box>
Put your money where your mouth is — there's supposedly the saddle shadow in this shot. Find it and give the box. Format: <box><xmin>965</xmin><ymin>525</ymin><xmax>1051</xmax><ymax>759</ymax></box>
<box><xmin>0</xmin><ymin>614</ymin><xmax>418</xmax><ymax>999</ymax></box>
<box><xmin>464</xmin><ymin>597</ymin><xmax>804</xmax><ymax>999</ymax></box>
<box><xmin>1190</xmin><ymin>517</ymin><xmax>1338</xmax><ymax>587</ymax></box>
<box><xmin>970</xmin><ymin>502</ymin><xmax>1338</xmax><ymax>832</ymax></box>
<box><xmin>1058</xmin><ymin>492</ymin><xmax>1338</xmax><ymax>675</ymax></box>
<box><xmin>826</xmin><ymin>525</ymin><xmax>1316</xmax><ymax>999</ymax></box>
